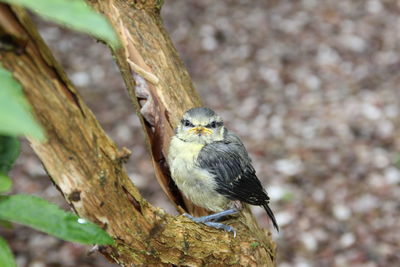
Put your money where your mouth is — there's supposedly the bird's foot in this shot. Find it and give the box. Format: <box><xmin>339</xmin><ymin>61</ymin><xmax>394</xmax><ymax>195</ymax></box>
<box><xmin>204</xmin><ymin>221</ymin><xmax>236</xmax><ymax>237</ymax></box>
<box><xmin>183</xmin><ymin>208</ymin><xmax>237</xmax><ymax>223</ymax></box>
<box><xmin>183</xmin><ymin>208</ymin><xmax>238</xmax><ymax>236</ymax></box>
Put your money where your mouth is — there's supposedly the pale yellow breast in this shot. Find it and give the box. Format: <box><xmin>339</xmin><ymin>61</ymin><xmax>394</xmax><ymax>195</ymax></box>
<box><xmin>168</xmin><ymin>136</ymin><xmax>204</xmax><ymax>185</ymax></box>
<box><xmin>167</xmin><ymin>136</ymin><xmax>229</xmax><ymax>212</ymax></box>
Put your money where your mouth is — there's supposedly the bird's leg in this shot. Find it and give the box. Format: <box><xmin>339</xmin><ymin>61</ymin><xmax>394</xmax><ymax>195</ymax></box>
<box><xmin>183</xmin><ymin>208</ymin><xmax>238</xmax><ymax>223</ymax></box>
<box><xmin>183</xmin><ymin>208</ymin><xmax>239</xmax><ymax>236</ymax></box>
<box><xmin>183</xmin><ymin>202</ymin><xmax>245</xmax><ymax>235</ymax></box>
<box><xmin>232</xmin><ymin>200</ymin><xmax>244</xmax><ymax>211</ymax></box>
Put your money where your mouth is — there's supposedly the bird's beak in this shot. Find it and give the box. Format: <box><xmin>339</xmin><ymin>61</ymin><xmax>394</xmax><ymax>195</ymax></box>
<box><xmin>188</xmin><ymin>126</ymin><xmax>213</xmax><ymax>135</ymax></box>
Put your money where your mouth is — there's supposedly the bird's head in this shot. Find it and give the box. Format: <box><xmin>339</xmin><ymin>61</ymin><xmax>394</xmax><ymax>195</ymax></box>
<box><xmin>175</xmin><ymin>107</ymin><xmax>225</xmax><ymax>144</ymax></box>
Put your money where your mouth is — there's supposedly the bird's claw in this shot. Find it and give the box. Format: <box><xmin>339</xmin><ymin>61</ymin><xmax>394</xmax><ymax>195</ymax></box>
<box><xmin>183</xmin><ymin>214</ymin><xmax>236</xmax><ymax>236</ymax></box>
<box><xmin>204</xmin><ymin>221</ymin><xmax>236</xmax><ymax>237</ymax></box>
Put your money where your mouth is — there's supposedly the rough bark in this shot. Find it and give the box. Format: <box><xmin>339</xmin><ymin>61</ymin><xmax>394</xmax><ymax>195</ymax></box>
<box><xmin>0</xmin><ymin>2</ymin><xmax>276</xmax><ymax>266</ymax></box>
<box><xmin>88</xmin><ymin>0</ymin><xmax>204</xmax><ymax>215</ymax></box>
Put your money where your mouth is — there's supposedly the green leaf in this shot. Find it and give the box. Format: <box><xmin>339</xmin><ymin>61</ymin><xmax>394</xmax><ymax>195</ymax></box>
<box><xmin>0</xmin><ymin>136</ymin><xmax>20</xmax><ymax>174</ymax></box>
<box><xmin>0</xmin><ymin>195</ymin><xmax>114</xmax><ymax>245</ymax></box>
<box><xmin>0</xmin><ymin>66</ymin><xmax>45</xmax><ymax>140</ymax></box>
<box><xmin>0</xmin><ymin>174</ymin><xmax>12</xmax><ymax>193</ymax></box>
<box><xmin>0</xmin><ymin>135</ymin><xmax>21</xmax><ymax>193</ymax></box>
<box><xmin>1</xmin><ymin>0</ymin><xmax>119</xmax><ymax>48</ymax></box>
<box><xmin>0</xmin><ymin>236</ymin><xmax>16</xmax><ymax>267</ymax></box>
<box><xmin>0</xmin><ymin>219</ymin><xmax>13</xmax><ymax>229</ymax></box>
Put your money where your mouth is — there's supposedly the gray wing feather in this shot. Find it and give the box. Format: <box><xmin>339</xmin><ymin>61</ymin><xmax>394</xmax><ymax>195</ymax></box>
<box><xmin>197</xmin><ymin>130</ymin><xmax>270</xmax><ymax>205</ymax></box>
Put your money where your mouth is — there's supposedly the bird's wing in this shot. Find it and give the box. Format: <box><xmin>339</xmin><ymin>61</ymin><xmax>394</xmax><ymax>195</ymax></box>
<box><xmin>197</xmin><ymin>131</ymin><xmax>269</xmax><ymax>205</ymax></box>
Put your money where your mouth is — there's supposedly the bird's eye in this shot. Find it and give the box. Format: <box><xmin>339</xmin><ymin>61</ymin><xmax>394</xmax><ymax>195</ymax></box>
<box><xmin>182</xmin><ymin>119</ymin><xmax>193</xmax><ymax>127</ymax></box>
<box><xmin>206</xmin><ymin>121</ymin><xmax>220</xmax><ymax>128</ymax></box>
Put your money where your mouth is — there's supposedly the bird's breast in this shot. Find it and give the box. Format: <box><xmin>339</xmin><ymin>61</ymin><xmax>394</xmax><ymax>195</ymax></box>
<box><xmin>168</xmin><ymin>137</ymin><xmax>228</xmax><ymax>211</ymax></box>
<box><xmin>168</xmin><ymin>137</ymin><xmax>205</xmax><ymax>185</ymax></box>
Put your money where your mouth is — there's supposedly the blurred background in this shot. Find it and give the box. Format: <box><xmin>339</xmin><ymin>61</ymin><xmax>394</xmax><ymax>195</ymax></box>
<box><xmin>2</xmin><ymin>0</ymin><xmax>399</xmax><ymax>266</ymax></box>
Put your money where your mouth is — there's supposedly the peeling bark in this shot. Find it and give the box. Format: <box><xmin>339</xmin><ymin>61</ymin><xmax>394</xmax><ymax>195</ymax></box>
<box><xmin>89</xmin><ymin>0</ymin><xmax>206</xmax><ymax>214</ymax></box>
<box><xmin>0</xmin><ymin>2</ymin><xmax>276</xmax><ymax>266</ymax></box>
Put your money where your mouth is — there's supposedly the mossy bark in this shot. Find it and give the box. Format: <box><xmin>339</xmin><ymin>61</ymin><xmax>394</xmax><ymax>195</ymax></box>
<box><xmin>0</xmin><ymin>1</ymin><xmax>276</xmax><ymax>266</ymax></box>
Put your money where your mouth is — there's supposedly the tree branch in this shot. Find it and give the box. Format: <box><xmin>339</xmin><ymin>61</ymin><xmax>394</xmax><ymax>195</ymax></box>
<box><xmin>0</xmin><ymin>2</ymin><xmax>276</xmax><ymax>266</ymax></box>
<box><xmin>90</xmin><ymin>0</ymin><xmax>205</xmax><ymax>215</ymax></box>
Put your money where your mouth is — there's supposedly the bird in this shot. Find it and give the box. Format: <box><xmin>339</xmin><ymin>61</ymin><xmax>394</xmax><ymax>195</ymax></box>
<box><xmin>167</xmin><ymin>107</ymin><xmax>279</xmax><ymax>235</ymax></box>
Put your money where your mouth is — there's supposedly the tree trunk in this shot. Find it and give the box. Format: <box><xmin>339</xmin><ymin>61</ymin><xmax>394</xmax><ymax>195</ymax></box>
<box><xmin>0</xmin><ymin>2</ymin><xmax>276</xmax><ymax>266</ymax></box>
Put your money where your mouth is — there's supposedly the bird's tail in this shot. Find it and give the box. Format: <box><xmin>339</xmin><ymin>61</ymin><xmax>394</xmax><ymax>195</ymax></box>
<box><xmin>262</xmin><ymin>203</ymin><xmax>279</xmax><ymax>232</ymax></box>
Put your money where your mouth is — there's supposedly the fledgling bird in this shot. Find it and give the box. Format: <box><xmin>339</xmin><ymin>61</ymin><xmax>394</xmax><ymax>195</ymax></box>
<box><xmin>168</xmin><ymin>107</ymin><xmax>279</xmax><ymax>235</ymax></box>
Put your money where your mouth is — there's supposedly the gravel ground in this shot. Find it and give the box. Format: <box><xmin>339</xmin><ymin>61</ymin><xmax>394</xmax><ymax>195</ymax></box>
<box><xmin>2</xmin><ymin>0</ymin><xmax>400</xmax><ymax>266</ymax></box>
